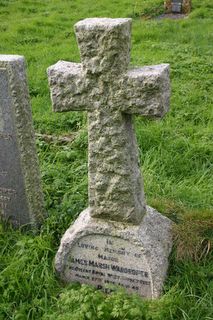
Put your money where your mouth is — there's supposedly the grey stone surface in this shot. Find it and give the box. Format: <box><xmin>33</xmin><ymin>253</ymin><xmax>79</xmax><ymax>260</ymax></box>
<box><xmin>55</xmin><ymin>207</ymin><xmax>173</xmax><ymax>298</ymax></box>
<box><xmin>48</xmin><ymin>18</ymin><xmax>170</xmax><ymax>225</ymax></box>
<box><xmin>0</xmin><ymin>55</ymin><xmax>45</xmax><ymax>227</ymax></box>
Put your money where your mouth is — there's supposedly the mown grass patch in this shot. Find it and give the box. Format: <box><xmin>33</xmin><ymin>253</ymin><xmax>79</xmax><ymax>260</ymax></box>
<box><xmin>0</xmin><ymin>0</ymin><xmax>212</xmax><ymax>319</ymax></box>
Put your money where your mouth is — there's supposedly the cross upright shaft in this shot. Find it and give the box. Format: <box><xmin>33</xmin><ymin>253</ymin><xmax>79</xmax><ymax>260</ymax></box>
<box><xmin>47</xmin><ymin>18</ymin><xmax>170</xmax><ymax>225</ymax></box>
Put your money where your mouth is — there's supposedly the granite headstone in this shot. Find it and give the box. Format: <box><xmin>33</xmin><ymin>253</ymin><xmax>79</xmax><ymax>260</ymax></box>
<box><xmin>48</xmin><ymin>18</ymin><xmax>173</xmax><ymax>298</ymax></box>
<box><xmin>164</xmin><ymin>0</ymin><xmax>191</xmax><ymax>14</ymax></box>
<box><xmin>0</xmin><ymin>55</ymin><xmax>45</xmax><ymax>227</ymax></box>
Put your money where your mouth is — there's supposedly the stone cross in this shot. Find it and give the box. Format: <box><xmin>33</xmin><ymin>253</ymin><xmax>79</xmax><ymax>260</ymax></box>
<box><xmin>0</xmin><ymin>55</ymin><xmax>45</xmax><ymax>227</ymax></box>
<box><xmin>48</xmin><ymin>18</ymin><xmax>172</xmax><ymax>298</ymax></box>
<box><xmin>48</xmin><ymin>18</ymin><xmax>170</xmax><ymax>225</ymax></box>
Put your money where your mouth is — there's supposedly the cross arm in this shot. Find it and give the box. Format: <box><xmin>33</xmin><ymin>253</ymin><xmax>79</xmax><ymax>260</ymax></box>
<box><xmin>47</xmin><ymin>61</ymin><xmax>88</xmax><ymax>112</ymax></box>
<box><xmin>120</xmin><ymin>64</ymin><xmax>170</xmax><ymax>118</ymax></box>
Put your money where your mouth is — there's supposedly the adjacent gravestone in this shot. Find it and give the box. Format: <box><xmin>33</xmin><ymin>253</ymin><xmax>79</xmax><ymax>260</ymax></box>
<box><xmin>0</xmin><ymin>55</ymin><xmax>45</xmax><ymax>227</ymax></box>
<box><xmin>164</xmin><ymin>0</ymin><xmax>191</xmax><ymax>14</ymax></box>
<box><xmin>48</xmin><ymin>18</ymin><xmax>173</xmax><ymax>298</ymax></box>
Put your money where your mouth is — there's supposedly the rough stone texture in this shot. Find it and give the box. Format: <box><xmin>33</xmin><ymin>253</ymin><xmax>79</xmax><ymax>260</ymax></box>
<box><xmin>0</xmin><ymin>55</ymin><xmax>45</xmax><ymax>227</ymax></box>
<box><xmin>164</xmin><ymin>0</ymin><xmax>191</xmax><ymax>14</ymax></box>
<box><xmin>47</xmin><ymin>18</ymin><xmax>170</xmax><ymax>225</ymax></box>
<box><xmin>55</xmin><ymin>207</ymin><xmax>173</xmax><ymax>298</ymax></box>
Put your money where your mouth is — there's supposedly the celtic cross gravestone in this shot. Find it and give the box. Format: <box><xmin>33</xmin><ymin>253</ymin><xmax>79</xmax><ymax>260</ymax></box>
<box><xmin>0</xmin><ymin>55</ymin><xmax>45</xmax><ymax>227</ymax></box>
<box><xmin>48</xmin><ymin>18</ymin><xmax>173</xmax><ymax>298</ymax></box>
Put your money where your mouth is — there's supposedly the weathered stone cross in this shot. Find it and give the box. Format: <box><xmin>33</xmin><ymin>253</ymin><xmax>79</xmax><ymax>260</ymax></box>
<box><xmin>48</xmin><ymin>18</ymin><xmax>170</xmax><ymax>225</ymax></box>
<box><xmin>49</xmin><ymin>18</ymin><xmax>172</xmax><ymax>298</ymax></box>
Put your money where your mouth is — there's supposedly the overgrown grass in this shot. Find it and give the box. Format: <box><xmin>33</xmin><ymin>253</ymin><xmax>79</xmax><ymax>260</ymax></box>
<box><xmin>0</xmin><ymin>0</ymin><xmax>212</xmax><ymax>319</ymax></box>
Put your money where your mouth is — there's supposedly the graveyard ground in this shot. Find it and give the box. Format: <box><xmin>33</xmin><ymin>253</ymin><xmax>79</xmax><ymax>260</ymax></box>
<box><xmin>0</xmin><ymin>0</ymin><xmax>213</xmax><ymax>319</ymax></box>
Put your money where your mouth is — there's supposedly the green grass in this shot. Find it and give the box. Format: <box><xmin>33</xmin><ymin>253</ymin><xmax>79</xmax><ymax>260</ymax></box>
<box><xmin>0</xmin><ymin>0</ymin><xmax>213</xmax><ymax>319</ymax></box>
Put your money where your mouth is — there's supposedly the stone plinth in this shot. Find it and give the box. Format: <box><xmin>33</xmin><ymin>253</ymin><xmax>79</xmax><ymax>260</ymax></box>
<box><xmin>55</xmin><ymin>207</ymin><xmax>173</xmax><ymax>298</ymax></box>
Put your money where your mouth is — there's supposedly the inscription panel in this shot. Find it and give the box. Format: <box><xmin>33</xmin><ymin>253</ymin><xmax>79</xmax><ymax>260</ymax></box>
<box><xmin>65</xmin><ymin>234</ymin><xmax>152</xmax><ymax>297</ymax></box>
<box><xmin>0</xmin><ymin>68</ymin><xmax>29</xmax><ymax>225</ymax></box>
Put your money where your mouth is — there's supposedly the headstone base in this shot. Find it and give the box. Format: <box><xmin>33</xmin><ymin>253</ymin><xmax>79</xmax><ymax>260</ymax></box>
<box><xmin>55</xmin><ymin>207</ymin><xmax>173</xmax><ymax>298</ymax></box>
